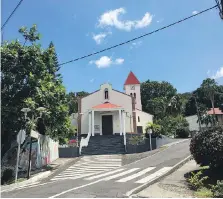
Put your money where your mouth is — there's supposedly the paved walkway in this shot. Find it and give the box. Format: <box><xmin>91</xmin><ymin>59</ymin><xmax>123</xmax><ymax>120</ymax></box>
<box><xmin>136</xmin><ymin>160</ymin><xmax>199</xmax><ymax>198</ymax></box>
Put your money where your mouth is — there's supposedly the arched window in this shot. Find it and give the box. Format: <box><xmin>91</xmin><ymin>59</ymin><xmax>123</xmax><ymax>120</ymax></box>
<box><xmin>134</xmin><ymin>93</ymin><xmax>136</xmax><ymax>98</ymax></box>
<box><xmin>130</xmin><ymin>93</ymin><xmax>132</xmax><ymax>97</ymax></box>
<box><xmin>104</xmin><ymin>88</ymin><xmax>109</xmax><ymax>99</ymax></box>
<box><xmin>138</xmin><ymin>116</ymin><xmax>140</xmax><ymax>122</ymax></box>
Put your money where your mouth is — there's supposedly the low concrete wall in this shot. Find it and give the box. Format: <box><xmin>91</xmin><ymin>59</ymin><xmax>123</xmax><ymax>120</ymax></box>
<box><xmin>59</xmin><ymin>147</ymin><xmax>78</xmax><ymax>158</ymax></box>
<box><xmin>126</xmin><ymin>134</ymin><xmax>156</xmax><ymax>154</ymax></box>
<box><xmin>156</xmin><ymin>135</ymin><xmax>174</xmax><ymax>148</ymax></box>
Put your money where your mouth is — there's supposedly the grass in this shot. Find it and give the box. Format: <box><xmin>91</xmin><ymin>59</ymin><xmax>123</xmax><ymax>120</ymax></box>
<box><xmin>195</xmin><ymin>188</ymin><xmax>214</xmax><ymax>198</ymax></box>
<box><xmin>160</xmin><ymin>145</ymin><xmax>168</xmax><ymax>150</ymax></box>
<box><xmin>6</xmin><ymin>177</ymin><xmax>26</xmax><ymax>185</ymax></box>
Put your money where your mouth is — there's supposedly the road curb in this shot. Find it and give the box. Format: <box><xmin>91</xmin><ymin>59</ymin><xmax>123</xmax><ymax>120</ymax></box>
<box><xmin>125</xmin><ymin>154</ymin><xmax>192</xmax><ymax>197</ymax></box>
<box><xmin>1</xmin><ymin>170</ymin><xmax>52</xmax><ymax>192</ymax></box>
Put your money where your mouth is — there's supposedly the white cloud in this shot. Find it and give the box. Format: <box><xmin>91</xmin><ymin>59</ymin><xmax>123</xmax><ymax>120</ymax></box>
<box><xmin>135</xmin><ymin>13</ymin><xmax>153</xmax><ymax>29</ymax></box>
<box><xmin>192</xmin><ymin>11</ymin><xmax>198</xmax><ymax>15</ymax></box>
<box><xmin>95</xmin><ymin>56</ymin><xmax>112</xmax><ymax>68</ymax></box>
<box><xmin>211</xmin><ymin>67</ymin><xmax>223</xmax><ymax>79</ymax></box>
<box><xmin>90</xmin><ymin>78</ymin><xmax>95</xmax><ymax>83</ymax></box>
<box><xmin>157</xmin><ymin>18</ymin><xmax>164</xmax><ymax>23</ymax></box>
<box><xmin>115</xmin><ymin>58</ymin><xmax>124</xmax><ymax>65</ymax></box>
<box><xmin>98</xmin><ymin>8</ymin><xmax>153</xmax><ymax>31</ymax></box>
<box><xmin>130</xmin><ymin>40</ymin><xmax>142</xmax><ymax>49</ymax></box>
<box><xmin>92</xmin><ymin>33</ymin><xmax>107</xmax><ymax>44</ymax></box>
<box><xmin>92</xmin><ymin>32</ymin><xmax>112</xmax><ymax>44</ymax></box>
<box><xmin>90</xmin><ymin>56</ymin><xmax>124</xmax><ymax>68</ymax></box>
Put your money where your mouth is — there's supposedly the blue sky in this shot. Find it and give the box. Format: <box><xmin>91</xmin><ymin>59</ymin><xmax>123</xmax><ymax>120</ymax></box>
<box><xmin>2</xmin><ymin>0</ymin><xmax>223</xmax><ymax>94</ymax></box>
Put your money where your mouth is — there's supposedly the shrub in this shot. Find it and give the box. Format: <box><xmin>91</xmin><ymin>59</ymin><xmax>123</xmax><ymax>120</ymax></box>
<box><xmin>212</xmin><ymin>180</ymin><xmax>223</xmax><ymax>198</ymax></box>
<box><xmin>187</xmin><ymin>170</ymin><xmax>209</xmax><ymax>190</ymax></box>
<box><xmin>1</xmin><ymin>166</ymin><xmax>15</xmax><ymax>185</ymax></box>
<box><xmin>128</xmin><ymin>135</ymin><xmax>145</xmax><ymax>145</ymax></box>
<box><xmin>176</xmin><ymin>128</ymin><xmax>190</xmax><ymax>138</ymax></box>
<box><xmin>190</xmin><ymin>126</ymin><xmax>223</xmax><ymax>168</ymax></box>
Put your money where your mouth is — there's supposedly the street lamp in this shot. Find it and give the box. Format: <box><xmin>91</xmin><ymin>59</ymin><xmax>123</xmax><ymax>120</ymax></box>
<box><xmin>71</xmin><ymin>112</ymin><xmax>83</xmax><ymax>155</ymax></box>
<box><xmin>21</xmin><ymin>108</ymin><xmax>31</xmax><ymax>120</ymax></box>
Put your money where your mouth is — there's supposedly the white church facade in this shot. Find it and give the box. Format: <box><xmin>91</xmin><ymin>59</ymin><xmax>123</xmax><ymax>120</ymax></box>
<box><xmin>76</xmin><ymin>71</ymin><xmax>153</xmax><ymax>136</ymax></box>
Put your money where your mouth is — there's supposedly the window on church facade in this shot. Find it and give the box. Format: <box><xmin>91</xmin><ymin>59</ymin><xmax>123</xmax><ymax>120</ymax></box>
<box><xmin>104</xmin><ymin>88</ymin><xmax>109</xmax><ymax>99</ymax></box>
<box><xmin>138</xmin><ymin>116</ymin><xmax>140</xmax><ymax>122</ymax></box>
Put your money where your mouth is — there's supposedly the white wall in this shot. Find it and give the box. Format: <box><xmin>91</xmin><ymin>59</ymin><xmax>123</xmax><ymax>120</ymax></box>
<box><xmin>81</xmin><ymin>83</ymin><xmax>134</xmax><ymax>134</ymax></box>
<box><xmin>124</xmin><ymin>84</ymin><xmax>142</xmax><ymax>110</ymax></box>
<box><xmin>186</xmin><ymin>115</ymin><xmax>207</xmax><ymax>131</ymax></box>
<box><xmin>136</xmin><ymin>110</ymin><xmax>153</xmax><ymax>133</ymax></box>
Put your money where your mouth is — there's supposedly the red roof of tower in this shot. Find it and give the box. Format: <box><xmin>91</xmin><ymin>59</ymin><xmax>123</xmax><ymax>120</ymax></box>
<box><xmin>124</xmin><ymin>71</ymin><xmax>140</xmax><ymax>85</ymax></box>
<box><xmin>92</xmin><ymin>102</ymin><xmax>121</xmax><ymax>109</ymax></box>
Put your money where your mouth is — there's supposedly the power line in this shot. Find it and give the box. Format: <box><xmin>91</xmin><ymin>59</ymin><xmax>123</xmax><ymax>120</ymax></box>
<box><xmin>58</xmin><ymin>4</ymin><xmax>218</xmax><ymax>67</ymax></box>
<box><xmin>1</xmin><ymin>0</ymin><xmax>24</xmax><ymax>30</ymax></box>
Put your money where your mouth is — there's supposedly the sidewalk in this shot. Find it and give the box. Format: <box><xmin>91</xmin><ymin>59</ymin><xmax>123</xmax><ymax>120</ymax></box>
<box><xmin>136</xmin><ymin>160</ymin><xmax>199</xmax><ymax>198</ymax></box>
<box><xmin>1</xmin><ymin>158</ymin><xmax>78</xmax><ymax>192</ymax></box>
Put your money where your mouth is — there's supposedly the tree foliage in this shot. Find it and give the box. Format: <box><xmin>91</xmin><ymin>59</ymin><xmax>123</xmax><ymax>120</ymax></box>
<box><xmin>155</xmin><ymin>115</ymin><xmax>189</xmax><ymax>137</ymax></box>
<box><xmin>190</xmin><ymin>126</ymin><xmax>223</xmax><ymax>168</ymax></box>
<box><xmin>141</xmin><ymin>80</ymin><xmax>177</xmax><ymax>115</ymax></box>
<box><xmin>1</xmin><ymin>25</ymin><xmax>72</xmax><ymax>155</ymax></box>
<box><xmin>184</xmin><ymin>79</ymin><xmax>223</xmax><ymax>117</ymax></box>
<box><xmin>67</xmin><ymin>91</ymin><xmax>89</xmax><ymax>115</ymax></box>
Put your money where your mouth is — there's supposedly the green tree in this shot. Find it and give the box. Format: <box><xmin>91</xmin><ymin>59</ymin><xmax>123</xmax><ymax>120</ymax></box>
<box><xmin>1</xmin><ymin>25</ymin><xmax>71</xmax><ymax>156</ymax></box>
<box><xmin>141</xmin><ymin>80</ymin><xmax>177</xmax><ymax>117</ymax></box>
<box><xmin>200</xmin><ymin>78</ymin><xmax>218</xmax><ymax>117</ymax></box>
<box><xmin>184</xmin><ymin>79</ymin><xmax>223</xmax><ymax>117</ymax></box>
<box><xmin>67</xmin><ymin>91</ymin><xmax>89</xmax><ymax>115</ymax></box>
<box><xmin>156</xmin><ymin>115</ymin><xmax>189</xmax><ymax>137</ymax></box>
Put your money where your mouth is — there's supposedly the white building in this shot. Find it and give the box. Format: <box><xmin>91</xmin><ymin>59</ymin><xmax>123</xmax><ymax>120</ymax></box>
<box><xmin>76</xmin><ymin>71</ymin><xmax>153</xmax><ymax>136</ymax></box>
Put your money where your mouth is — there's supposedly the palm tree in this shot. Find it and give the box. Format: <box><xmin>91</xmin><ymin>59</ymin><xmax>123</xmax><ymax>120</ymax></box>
<box><xmin>200</xmin><ymin>78</ymin><xmax>218</xmax><ymax>125</ymax></box>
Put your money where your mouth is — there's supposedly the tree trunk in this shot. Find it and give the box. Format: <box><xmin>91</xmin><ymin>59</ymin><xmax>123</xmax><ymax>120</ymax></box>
<box><xmin>211</xmin><ymin>96</ymin><xmax>215</xmax><ymax>126</ymax></box>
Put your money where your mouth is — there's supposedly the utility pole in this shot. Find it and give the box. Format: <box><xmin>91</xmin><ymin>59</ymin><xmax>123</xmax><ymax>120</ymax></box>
<box><xmin>221</xmin><ymin>0</ymin><xmax>223</xmax><ymax>18</ymax></box>
<box><xmin>216</xmin><ymin>0</ymin><xmax>223</xmax><ymax>19</ymax></box>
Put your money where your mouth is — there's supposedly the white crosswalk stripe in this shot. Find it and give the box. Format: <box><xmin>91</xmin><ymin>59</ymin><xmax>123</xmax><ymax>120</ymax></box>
<box><xmin>85</xmin><ymin>168</ymin><xmax>125</xmax><ymax>180</ymax></box>
<box><xmin>50</xmin><ymin>155</ymin><xmax>122</xmax><ymax>181</ymax></box>
<box><xmin>103</xmin><ymin>168</ymin><xmax>140</xmax><ymax>181</ymax></box>
<box><xmin>135</xmin><ymin>167</ymin><xmax>172</xmax><ymax>184</ymax></box>
<box><xmin>116</xmin><ymin>167</ymin><xmax>156</xmax><ymax>182</ymax></box>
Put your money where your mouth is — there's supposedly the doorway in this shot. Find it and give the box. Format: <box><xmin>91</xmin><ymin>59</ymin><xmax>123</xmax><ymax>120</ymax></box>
<box><xmin>102</xmin><ymin>115</ymin><xmax>113</xmax><ymax>135</ymax></box>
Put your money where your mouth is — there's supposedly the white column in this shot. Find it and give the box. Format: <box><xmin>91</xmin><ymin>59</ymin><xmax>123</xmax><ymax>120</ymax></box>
<box><xmin>88</xmin><ymin>112</ymin><xmax>91</xmax><ymax>134</ymax></box>
<box><xmin>92</xmin><ymin>110</ymin><xmax>94</xmax><ymax>136</ymax></box>
<box><xmin>122</xmin><ymin>111</ymin><xmax>126</xmax><ymax>135</ymax></box>
<box><xmin>119</xmin><ymin>110</ymin><xmax>122</xmax><ymax>135</ymax></box>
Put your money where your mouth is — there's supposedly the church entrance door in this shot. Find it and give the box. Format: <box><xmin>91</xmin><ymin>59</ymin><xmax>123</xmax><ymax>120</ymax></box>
<box><xmin>102</xmin><ymin>115</ymin><xmax>113</xmax><ymax>135</ymax></box>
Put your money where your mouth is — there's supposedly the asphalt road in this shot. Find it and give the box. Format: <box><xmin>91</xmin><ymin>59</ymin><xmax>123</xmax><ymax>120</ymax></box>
<box><xmin>1</xmin><ymin>140</ymin><xmax>190</xmax><ymax>198</ymax></box>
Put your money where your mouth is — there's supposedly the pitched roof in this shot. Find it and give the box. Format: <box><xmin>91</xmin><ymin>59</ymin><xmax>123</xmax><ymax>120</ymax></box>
<box><xmin>92</xmin><ymin>102</ymin><xmax>121</xmax><ymax>109</ymax></box>
<box><xmin>124</xmin><ymin>71</ymin><xmax>140</xmax><ymax>85</ymax></box>
<box><xmin>207</xmin><ymin>108</ymin><xmax>223</xmax><ymax>115</ymax></box>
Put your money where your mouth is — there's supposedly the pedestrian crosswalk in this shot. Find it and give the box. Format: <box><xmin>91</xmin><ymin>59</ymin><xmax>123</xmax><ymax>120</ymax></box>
<box><xmin>50</xmin><ymin>155</ymin><xmax>122</xmax><ymax>181</ymax></box>
<box><xmin>50</xmin><ymin>155</ymin><xmax>172</xmax><ymax>184</ymax></box>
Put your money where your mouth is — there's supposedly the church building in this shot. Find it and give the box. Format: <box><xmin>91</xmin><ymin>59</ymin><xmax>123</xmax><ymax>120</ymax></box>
<box><xmin>77</xmin><ymin>71</ymin><xmax>153</xmax><ymax>136</ymax></box>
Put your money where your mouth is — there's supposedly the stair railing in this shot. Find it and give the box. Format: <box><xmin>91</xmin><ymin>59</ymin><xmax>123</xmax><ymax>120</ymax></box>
<box><xmin>79</xmin><ymin>131</ymin><xmax>91</xmax><ymax>155</ymax></box>
<box><xmin>123</xmin><ymin>131</ymin><xmax>127</xmax><ymax>152</ymax></box>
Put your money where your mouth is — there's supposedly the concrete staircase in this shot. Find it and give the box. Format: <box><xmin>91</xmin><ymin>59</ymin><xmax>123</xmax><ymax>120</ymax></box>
<box><xmin>81</xmin><ymin>135</ymin><xmax>125</xmax><ymax>156</ymax></box>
